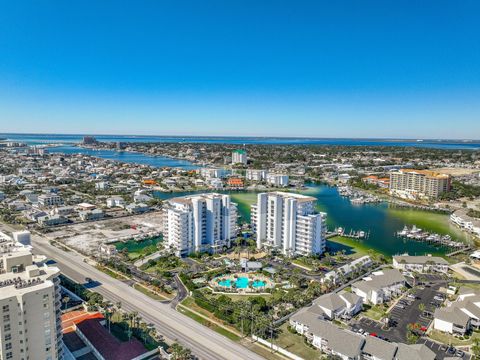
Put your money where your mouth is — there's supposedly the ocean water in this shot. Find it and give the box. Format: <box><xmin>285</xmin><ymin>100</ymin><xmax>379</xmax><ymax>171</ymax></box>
<box><xmin>1</xmin><ymin>133</ymin><xmax>479</xmax><ymax>149</ymax></box>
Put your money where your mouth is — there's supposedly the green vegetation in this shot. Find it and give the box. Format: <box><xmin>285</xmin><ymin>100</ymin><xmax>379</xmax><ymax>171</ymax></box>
<box><xmin>327</xmin><ymin>236</ymin><xmax>372</xmax><ymax>258</ymax></box>
<box><xmin>362</xmin><ymin>304</ymin><xmax>386</xmax><ymax>321</ymax></box>
<box><xmin>142</xmin><ymin>255</ymin><xmax>184</xmax><ymax>273</ymax></box>
<box><xmin>467</xmin><ymin>209</ymin><xmax>480</xmax><ymax>219</ymax></box>
<box><xmin>114</xmin><ymin>236</ymin><xmax>162</xmax><ymax>261</ymax></box>
<box><xmin>177</xmin><ymin>305</ymin><xmax>241</xmax><ymax>341</ymax></box>
<box><xmin>429</xmin><ymin>329</ymin><xmax>480</xmax><ymax>346</ymax></box>
<box><xmin>109</xmin><ymin>310</ymin><xmax>166</xmax><ymax>351</ymax></box>
<box><xmin>133</xmin><ymin>283</ymin><xmax>169</xmax><ymax>301</ymax></box>
<box><xmin>441</xmin><ymin>180</ymin><xmax>480</xmax><ymax>201</ymax></box>
<box><xmin>274</xmin><ymin>323</ymin><xmax>320</xmax><ymax>359</ymax></box>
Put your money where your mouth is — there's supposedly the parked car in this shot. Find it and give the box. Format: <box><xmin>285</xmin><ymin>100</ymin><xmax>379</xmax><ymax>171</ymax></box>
<box><xmin>455</xmin><ymin>350</ymin><xmax>464</xmax><ymax>357</ymax></box>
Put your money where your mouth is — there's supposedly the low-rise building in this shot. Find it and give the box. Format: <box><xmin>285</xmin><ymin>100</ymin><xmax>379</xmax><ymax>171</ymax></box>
<box><xmin>351</xmin><ymin>269</ymin><xmax>405</xmax><ymax>305</ymax></box>
<box><xmin>322</xmin><ymin>255</ymin><xmax>373</xmax><ymax>285</ymax></box>
<box><xmin>38</xmin><ymin>193</ymin><xmax>63</xmax><ymax>207</ymax></box>
<box><xmin>434</xmin><ymin>287</ymin><xmax>480</xmax><ymax>334</ymax></box>
<box><xmin>266</xmin><ymin>173</ymin><xmax>289</xmax><ymax>187</ymax></box>
<box><xmin>227</xmin><ymin>177</ymin><xmax>244</xmax><ymax>189</ymax></box>
<box><xmin>79</xmin><ymin>209</ymin><xmax>105</xmax><ymax>221</ymax></box>
<box><xmin>106</xmin><ymin>196</ymin><xmax>126</xmax><ymax>208</ymax></box>
<box><xmin>126</xmin><ymin>202</ymin><xmax>150</xmax><ymax>214</ymax></box>
<box><xmin>312</xmin><ymin>291</ymin><xmax>363</xmax><ymax>320</ymax></box>
<box><xmin>37</xmin><ymin>214</ymin><xmax>69</xmax><ymax>227</ymax></box>
<box><xmin>290</xmin><ymin>308</ymin><xmax>435</xmax><ymax>360</ymax></box>
<box><xmin>392</xmin><ymin>255</ymin><xmax>449</xmax><ymax>274</ymax></box>
<box><xmin>246</xmin><ymin>169</ymin><xmax>267</xmax><ymax>182</ymax></box>
<box><xmin>451</xmin><ymin>210</ymin><xmax>480</xmax><ymax>238</ymax></box>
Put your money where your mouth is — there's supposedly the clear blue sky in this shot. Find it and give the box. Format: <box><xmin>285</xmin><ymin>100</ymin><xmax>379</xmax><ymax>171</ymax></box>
<box><xmin>1</xmin><ymin>1</ymin><xmax>479</xmax><ymax>138</ymax></box>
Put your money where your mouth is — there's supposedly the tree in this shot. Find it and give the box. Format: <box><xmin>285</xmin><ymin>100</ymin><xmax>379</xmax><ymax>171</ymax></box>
<box><xmin>170</xmin><ymin>342</ymin><xmax>192</xmax><ymax>360</ymax></box>
<box><xmin>472</xmin><ymin>338</ymin><xmax>480</xmax><ymax>359</ymax></box>
<box><xmin>62</xmin><ymin>296</ymin><xmax>70</xmax><ymax>310</ymax></box>
<box><xmin>418</xmin><ymin>303</ymin><xmax>425</xmax><ymax>313</ymax></box>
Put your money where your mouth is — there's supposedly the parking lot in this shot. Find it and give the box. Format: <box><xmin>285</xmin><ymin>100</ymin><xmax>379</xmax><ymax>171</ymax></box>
<box><xmin>420</xmin><ymin>338</ymin><xmax>470</xmax><ymax>360</ymax></box>
<box><xmin>352</xmin><ymin>281</ymin><xmax>444</xmax><ymax>343</ymax></box>
<box><xmin>351</xmin><ymin>275</ymin><xmax>472</xmax><ymax>359</ymax></box>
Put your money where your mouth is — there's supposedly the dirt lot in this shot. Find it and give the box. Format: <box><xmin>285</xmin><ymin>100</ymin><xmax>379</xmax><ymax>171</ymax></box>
<box><xmin>44</xmin><ymin>211</ymin><xmax>162</xmax><ymax>254</ymax></box>
<box><xmin>432</xmin><ymin>168</ymin><xmax>480</xmax><ymax>176</ymax></box>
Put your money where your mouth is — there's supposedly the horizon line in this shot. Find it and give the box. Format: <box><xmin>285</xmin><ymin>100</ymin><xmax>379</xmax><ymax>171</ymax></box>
<box><xmin>1</xmin><ymin>132</ymin><xmax>479</xmax><ymax>142</ymax></box>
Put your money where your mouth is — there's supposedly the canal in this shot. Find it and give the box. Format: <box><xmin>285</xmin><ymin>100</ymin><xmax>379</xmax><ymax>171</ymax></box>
<box><xmin>155</xmin><ymin>183</ymin><xmax>471</xmax><ymax>257</ymax></box>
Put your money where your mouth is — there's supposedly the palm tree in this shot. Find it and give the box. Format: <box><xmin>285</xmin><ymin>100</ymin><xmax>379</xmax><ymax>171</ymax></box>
<box><xmin>62</xmin><ymin>296</ymin><xmax>70</xmax><ymax>310</ymax></box>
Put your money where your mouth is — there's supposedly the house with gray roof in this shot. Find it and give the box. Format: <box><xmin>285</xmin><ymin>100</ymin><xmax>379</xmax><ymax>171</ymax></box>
<box><xmin>393</xmin><ymin>255</ymin><xmax>449</xmax><ymax>274</ymax></box>
<box><xmin>290</xmin><ymin>306</ymin><xmax>436</xmax><ymax>360</ymax></box>
<box><xmin>434</xmin><ymin>293</ymin><xmax>480</xmax><ymax>334</ymax></box>
<box><xmin>395</xmin><ymin>343</ymin><xmax>436</xmax><ymax>360</ymax></box>
<box><xmin>313</xmin><ymin>291</ymin><xmax>362</xmax><ymax>320</ymax></box>
<box><xmin>362</xmin><ymin>335</ymin><xmax>397</xmax><ymax>360</ymax></box>
<box><xmin>351</xmin><ymin>269</ymin><xmax>405</xmax><ymax>305</ymax></box>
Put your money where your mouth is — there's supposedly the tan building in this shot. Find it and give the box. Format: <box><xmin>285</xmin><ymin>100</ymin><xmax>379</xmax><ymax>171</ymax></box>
<box><xmin>389</xmin><ymin>169</ymin><xmax>451</xmax><ymax>199</ymax></box>
<box><xmin>0</xmin><ymin>238</ymin><xmax>62</xmax><ymax>360</ymax></box>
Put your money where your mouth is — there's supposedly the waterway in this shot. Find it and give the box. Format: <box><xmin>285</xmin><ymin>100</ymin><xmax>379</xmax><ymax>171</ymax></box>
<box><xmin>47</xmin><ymin>145</ymin><xmax>199</xmax><ymax>170</ymax></box>
<box><xmin>2</xmin><ymin>133</ymin><xmax>480</xmax><ymax>149</ymax></box>
<box><xmin>155</xmin><ymin>184</ymin><xmax>471</xmax><ymax>257</ymax></box>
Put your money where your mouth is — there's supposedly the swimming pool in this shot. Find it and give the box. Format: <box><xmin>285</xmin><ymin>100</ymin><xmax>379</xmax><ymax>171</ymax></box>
<box><xmin>217</xmin><ymin>277</ymin><xmax>266</xmax><ymax>289</ymax></box>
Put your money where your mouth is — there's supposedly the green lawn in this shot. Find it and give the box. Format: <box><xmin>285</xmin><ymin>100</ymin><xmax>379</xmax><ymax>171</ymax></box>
<box><xmin>177</xmin><ymin>306</ymin><xmax>241</xmax><ymax>341</ymax></box>
<box><xmin>428</xmin><ymin>329</ymin><xmax>480</xmax><ymax>346</ymax></box>
<box><xmin>327</xmin><ymin>235</ymin><xmax>371</xmax><ymax>258</ymax></box>
<box><xmin>274</xmin><ymin>323</ymin><xmax>320</xmax><ymax>359</ymax></box>
<box><xmin>363</xmin><ymin>304</ymin><xmax>386</xmax><ymax>321</ymax></box>
<box><xmin>133</xmin><ymin>283</ymin><xmax>171</xmax><ymax>301</ymax></box>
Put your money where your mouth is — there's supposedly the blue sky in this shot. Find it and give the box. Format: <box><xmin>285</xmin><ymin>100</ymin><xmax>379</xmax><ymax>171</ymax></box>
<box><xmin>0</xmin><ymin>1</ymin><xmax>479</xmax><ymax>138</ymax></box>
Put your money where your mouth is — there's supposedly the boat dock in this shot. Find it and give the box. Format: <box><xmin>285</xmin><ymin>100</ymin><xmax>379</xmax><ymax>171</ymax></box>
<box><xmin>395</xmin><ymin>225</ymin><xmax>465</xmax><ymax>250</ymax></box>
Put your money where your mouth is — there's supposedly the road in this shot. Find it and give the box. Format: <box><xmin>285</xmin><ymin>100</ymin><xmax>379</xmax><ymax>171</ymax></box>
<box><xmin>0</xmin><ymin>222</ymin><xmax>264</xmax><ymax>360</ymax></box>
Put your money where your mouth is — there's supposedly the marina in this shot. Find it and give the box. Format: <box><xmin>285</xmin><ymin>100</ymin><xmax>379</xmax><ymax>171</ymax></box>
<box><xmin>395</xmin><ymin>225</ymin><xmax>466</xmax><ymax>250</ymax></box>
<box><xmin>337</xmin><ymin>186</ymin><xmax>382</xmax><ymax>205</ymax></box>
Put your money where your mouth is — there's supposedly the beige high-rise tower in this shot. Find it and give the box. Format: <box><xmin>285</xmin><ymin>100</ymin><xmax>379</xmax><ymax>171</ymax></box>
<box><xmin>0</xmin><ymin>233</ymin><xmax>62</xmax><ymax>360</ymax></box>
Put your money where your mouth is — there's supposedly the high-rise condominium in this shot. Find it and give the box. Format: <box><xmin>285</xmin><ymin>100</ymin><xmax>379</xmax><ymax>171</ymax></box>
<box><xmin>163</xmin><ymin>193</ymin><xmax>238</xmax><ymax>257</ymax></box>
<box><xmin>0</xmin><ymin>234</ymin><xmax>62</xmax><ymax>360</ymax></box>
<box><xmin>251</xmin><ymin>192</ymin><xmax>327</xmax><ymax>256</ymax></box>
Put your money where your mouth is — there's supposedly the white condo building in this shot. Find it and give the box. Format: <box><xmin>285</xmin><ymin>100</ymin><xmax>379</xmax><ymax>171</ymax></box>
<box><xmin>251</xmin><ymin>192</ymin><xmax>326</xmax><ymax>256</ymax></box>
<box><xmin>163</xmin><ymin>193</ymin><xmax>238</xmax><ymax>257</ymax></box>
<box><xmin>231</xmin><ymin>149</ymin><xmax>247</xmax><ymax>165</ymax></box>
<box><xmin>0</xmin><ymin>236</ymin><xmax>63</xmax><ymax>360</ymax></box>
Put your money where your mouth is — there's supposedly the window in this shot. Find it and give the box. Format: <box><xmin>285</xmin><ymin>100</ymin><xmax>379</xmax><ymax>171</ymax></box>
<box><xmin>2</xmin><ymin>305</ymin><xmax>9</xmax><ymax>312</ymax></box>
<box><xmin>3</xmin><ymin>314</ymin><xmax>10</xmax><ymax>322</ymax></box>
<box><xmin>5</xmin><ymin>334</ymin><xmax>11</xmax><ymax>341</ymax></box>
<box><xmin>5</xmin><ymin>342</ymin><xmax>12</xmax><ymax>350</ymax></box>
<box><xmin>6</xmin><ymin>352</ymin><xmax>13</xmax><ymax>359</ymax></box>
<box><xmin>4</xmin><ymin>324</ymin><xmax>11</xmax><ymax>331</ymax></box>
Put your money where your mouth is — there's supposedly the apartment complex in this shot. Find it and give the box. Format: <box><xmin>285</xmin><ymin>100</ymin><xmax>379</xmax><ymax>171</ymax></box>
<box><xmin>231</xmin><ymin>149</ymin><xmax>247</xmax><ymax>165</ymax></box>
<box><xmin>290</xmin><ymin>310</ymin><xmax>435</xmax><ymax>360</ymax></box>
<box><xmin>38</xmin><ymin>194</ymin><xmax>63</xmax><ymax>207</ymax></box>
<box><xmin>392</xmin><ymin>255</ymin><xmax>449</xmax><ymax>274</ymax></box>
<box><xmin>351</xmin><ymin>269</ymin><xmax>405</xmax><ymax>305</ymax></box>
<box><xmin>163</xmin><ymin>193</ymin><xmax>238</xmax><ymax>257</ymax></box>
<box><xmin>0</xmin><ymin>236</ymin><xmax>63</xmax><ymax>360</ymax></box>
<box><xmin>389</xmin><ymin>169</ymin><xmax>451</xmax><ymax>199</ymax></box>
<box><xmin>251</xmin><ymin>192</ymin><xmax>326</xmax><ymax>256</ymax></box>
<box><xmin>434</xmin><ymin>287</ymin><xmax>480</xmax><ymax>335</ymax></box>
